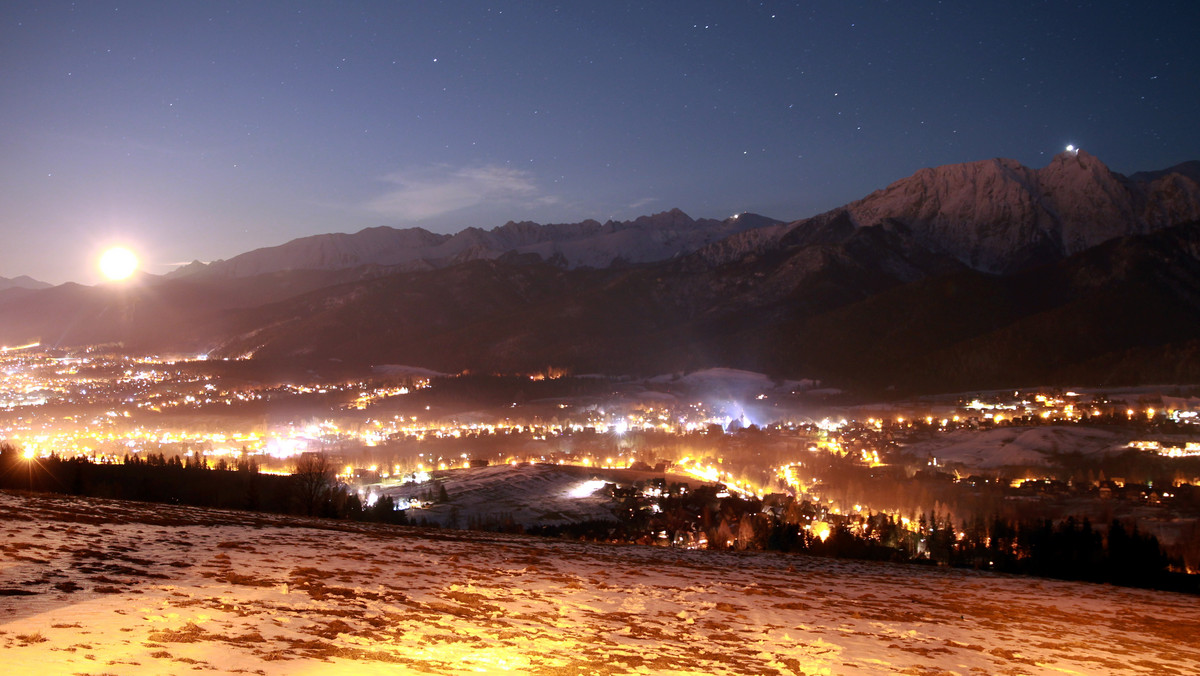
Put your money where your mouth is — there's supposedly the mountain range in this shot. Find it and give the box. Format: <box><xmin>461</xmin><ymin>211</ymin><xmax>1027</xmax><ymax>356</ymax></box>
<box><xmin>3</xmin><ymin>150</ymin><xmax>1200</xmax><ymax>394</ymax></box>
<box><xmin>0</xmin><ymin>275</ymin><xmax>51</xmax><ymax>292</ymax></box>
<box><xmin>168</xmin><ymin>209</ymin><xmax>781</xmax><ymax>278</ymax></box>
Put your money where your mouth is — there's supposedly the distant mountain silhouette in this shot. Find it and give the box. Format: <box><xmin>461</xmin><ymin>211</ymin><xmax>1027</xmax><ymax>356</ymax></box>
<box><xmin>168</xmin><ymin>209</ymin><xmax>781</xmax><ymax>279</ymax></box>
<box><xmin>0</xmin><ymin>275</ymin><xmax>51</xmax><ymax>291</ymax></box>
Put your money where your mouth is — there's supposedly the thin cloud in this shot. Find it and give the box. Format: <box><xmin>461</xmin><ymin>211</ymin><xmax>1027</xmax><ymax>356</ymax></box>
<box><xmin>364</xmin><ymin>165</ymin><xmax>557</xmax><ymax>221</ymax></box>
<box><xmin>628</xmin><ymin>197</ymin><xmax>658</xmax><ymax>210</ymax></box>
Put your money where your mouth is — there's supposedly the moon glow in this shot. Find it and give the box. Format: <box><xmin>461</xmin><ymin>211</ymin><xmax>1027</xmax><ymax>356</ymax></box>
<box><xmin>98</xmin><ymin>247</ymin><xmax>139</xmax><ymax>281</ymax></box>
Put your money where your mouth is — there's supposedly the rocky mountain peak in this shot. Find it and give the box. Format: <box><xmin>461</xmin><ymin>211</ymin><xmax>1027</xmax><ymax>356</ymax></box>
<box><xmin>631</xmin><ymin>208</ymin><xmax>696</xmax><ymax>230</ymax></box>
<box><xmin>1038</xmin><ymin>148</ymin><xmax>1120</xmax><ymax>189</ymax></box>
<box><xmin>831</xmin><ymin>152</ymin><xmax>1200</xmax><ymax>273</ymax></box>
<box><xmin>1129</xmin><ymin>160</ymin><xmax>1200</xmax><ymax>184</ymax></box>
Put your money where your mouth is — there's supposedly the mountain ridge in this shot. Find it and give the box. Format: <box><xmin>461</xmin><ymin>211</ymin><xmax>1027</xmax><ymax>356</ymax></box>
<box><xmin>0</xmin><ymin>275</ymin><xmax>51</xmax><ymax>292</ymax></box>
<box><xmin>171</xmin><ymin>208</ymin><xmax>782</xmax><ymax>280</ymax></box>
<box><xmin>772</xmin><ymin>150</ymin><xmax>1200</xmax><ymax>274</ymax></box>
<box><xmin>3</xmin><ymin>152</ymin><xmax>1200</xmax><ymax>394</ymax></box>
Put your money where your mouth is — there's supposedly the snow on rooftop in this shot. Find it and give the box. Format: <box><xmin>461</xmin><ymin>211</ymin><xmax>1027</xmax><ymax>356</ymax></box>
<box><xmin>2</xmin><ymin>490</ymin><xmax>1198</xmax><ymax>675</ymax></box>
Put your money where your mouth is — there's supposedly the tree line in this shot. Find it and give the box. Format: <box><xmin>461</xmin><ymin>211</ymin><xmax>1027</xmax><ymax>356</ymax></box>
<box><xmin>0</xmin><ymin>443</ymin><xmax>405</xmax><ymax>525</ymax></box>
<box><xmin>530</xmin><ymin>482</ymin><xmax>1197</xmax><ymax>594</ymax></box>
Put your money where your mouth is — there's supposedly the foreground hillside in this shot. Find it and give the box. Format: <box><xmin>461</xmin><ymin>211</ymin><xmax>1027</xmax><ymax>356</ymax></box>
<box><xmin>2</xmin><ymin>491</ymin><xmax>1197</xmax><ymax>675</ymax></box>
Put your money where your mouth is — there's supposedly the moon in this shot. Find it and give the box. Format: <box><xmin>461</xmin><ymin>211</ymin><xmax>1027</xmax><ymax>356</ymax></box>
<box><xmin>98</xmin><ymin>246</ymin><xmax>139</xmax><ymax>281</ymax></box>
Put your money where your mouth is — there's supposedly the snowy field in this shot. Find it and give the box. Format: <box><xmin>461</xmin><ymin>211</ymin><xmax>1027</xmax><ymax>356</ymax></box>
<box><xmin>899</xmin><ymin>425</ymin><xmax>1131</xmax><ymax>469</ymax></box>
<box><xmin>2</xmin><ymin>490</ymin><xmax>1198</xmax><ymax>675</ymax></box>
<box><xmin>380</xmin><ymin>463</ymin><xmax>619</xmax><ymax>528</ymax></box>
<box><xmin>380</xmin><ymin>463</ymin><xmax>706</xmax><ymax>528</ymax></box>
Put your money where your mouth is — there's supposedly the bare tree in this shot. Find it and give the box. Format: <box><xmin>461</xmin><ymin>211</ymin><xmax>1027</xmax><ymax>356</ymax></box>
<box><xmin>293</xmin><ymin>452</ymin><xmax>335</xmax><ymax>517</ymax></box>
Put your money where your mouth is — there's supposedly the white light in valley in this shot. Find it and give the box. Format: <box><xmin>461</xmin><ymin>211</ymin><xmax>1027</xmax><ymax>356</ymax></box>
<box><xmin>567</xmin><ymin>479</ymin><xmax>608</xmax><ymax>499</ymax></box>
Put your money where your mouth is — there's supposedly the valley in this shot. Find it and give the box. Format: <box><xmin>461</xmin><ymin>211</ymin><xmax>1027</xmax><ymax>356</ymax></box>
<box><xmin>2</xmin><ymin>345</ymin><xmax>1198</xmax><ymax>582</ymax></box>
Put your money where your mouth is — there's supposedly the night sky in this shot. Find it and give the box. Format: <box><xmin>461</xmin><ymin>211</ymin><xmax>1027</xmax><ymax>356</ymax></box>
<box><xmin>3</xmin><ymin>1</ymin><xmax>1197</xmax><ymax>284</ymax></box>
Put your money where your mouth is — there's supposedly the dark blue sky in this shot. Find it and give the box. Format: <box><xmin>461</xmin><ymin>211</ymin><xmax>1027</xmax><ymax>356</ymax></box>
<box><xmin>3</xmin><ymin>1</ymin><xmax>1197</xmax><ymax>283</ymax></box>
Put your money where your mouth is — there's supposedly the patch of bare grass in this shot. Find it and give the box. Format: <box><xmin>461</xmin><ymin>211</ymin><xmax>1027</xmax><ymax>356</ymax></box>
<box><xmin>147</xmin><ymin>622</ymin><xmax>208</xmax><ymax>644</ymax></box>
<box><xmin>217</xmin><ymin>571</ymin><xmax>278</xmax><ymax>588</ymax></box>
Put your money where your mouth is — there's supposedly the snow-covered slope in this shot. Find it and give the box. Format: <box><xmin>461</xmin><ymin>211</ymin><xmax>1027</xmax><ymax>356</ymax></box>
<box><xmin>380</xmin><ymin>463</ymin><xmax>646</xmax><ymax>527</ymax></box>
<box><xmin>900</xmin><ymin>425</ymin><xmax>1130</xmax><ymax>469</ymax></box>
<box><xmin>173</xmin><ymin>210</ymin><xmax>781</xmax><ymax>279</ymax></box>
<box><xmin>3</xmin><ymin>491</ymin><xmax>1198</xmax><ymax>675</ymax></box>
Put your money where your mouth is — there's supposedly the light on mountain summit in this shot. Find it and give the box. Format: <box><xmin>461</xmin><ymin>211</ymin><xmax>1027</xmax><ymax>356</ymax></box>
<box><xmin>1065</xmin><ymin>144</ymin><xmax>1079</xmax><ymax>155</ymax></box>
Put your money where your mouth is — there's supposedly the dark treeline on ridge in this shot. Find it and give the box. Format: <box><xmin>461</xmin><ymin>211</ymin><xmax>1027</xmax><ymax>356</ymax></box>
<box><xmin>0</xmin><ymin>443</ymin><xmax>404</xmax><ymax>525</ymax></box>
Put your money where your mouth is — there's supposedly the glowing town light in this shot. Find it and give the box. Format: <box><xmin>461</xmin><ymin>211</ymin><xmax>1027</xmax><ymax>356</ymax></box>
<box><xmin>811</xmin><ymin>521</ymin><xmax>832</xmax><ymax>542</ymax></box>
<box><xmin>265</xmin><ymin>437</ymin><xmax>304</xmax><ymax>458</ymax></box>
